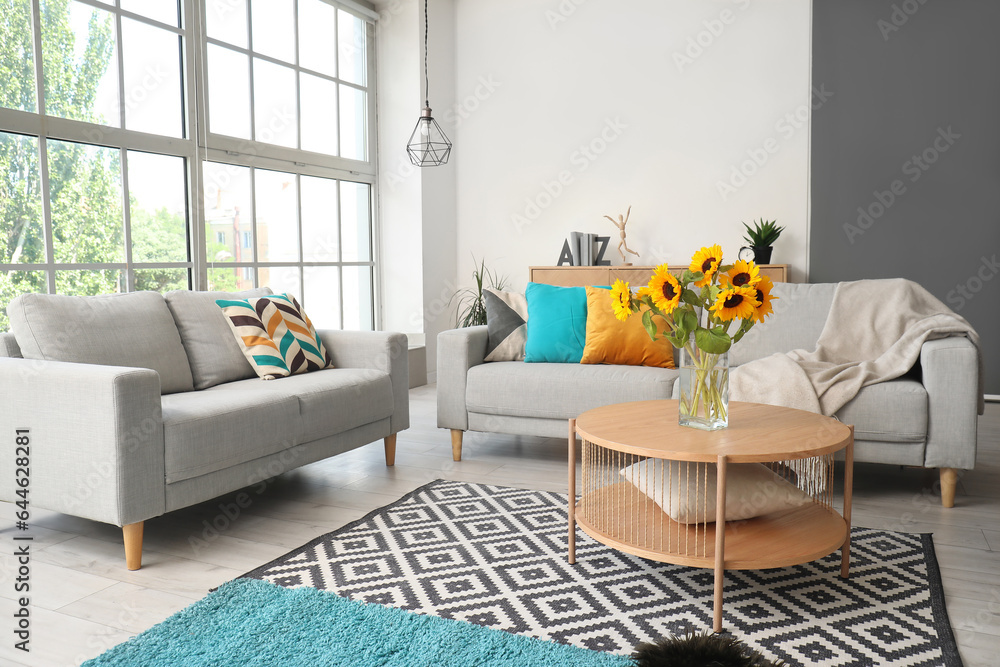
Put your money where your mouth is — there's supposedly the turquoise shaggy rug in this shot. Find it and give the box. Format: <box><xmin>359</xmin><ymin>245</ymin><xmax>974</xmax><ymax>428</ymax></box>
<box><xmin>83</xmin><ymin>578</ymin><xmax>633</xmax><ymax>666</ymax></box>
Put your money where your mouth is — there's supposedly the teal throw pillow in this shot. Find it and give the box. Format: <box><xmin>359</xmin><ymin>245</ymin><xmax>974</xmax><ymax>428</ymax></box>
<box><xmin>524</xmin><ymin>283</ymin><xmax>589</xmax><ymax>363</ymax></box>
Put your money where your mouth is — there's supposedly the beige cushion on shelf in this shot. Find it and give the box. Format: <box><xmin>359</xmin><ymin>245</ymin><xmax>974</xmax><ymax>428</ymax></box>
<box><xmin>620</xmin><ymin>460</ymin><xmax>811</xmax><ymax>524</ymax></box>
<box><xmin>6</xmin><ymin>291</ymin><xmax>194</xmax><ymax>394</ymax></box>
<box><xmin>164</xmin><ymin>287</ymin><xmax>272</xmax><ymax>389</ymax></box>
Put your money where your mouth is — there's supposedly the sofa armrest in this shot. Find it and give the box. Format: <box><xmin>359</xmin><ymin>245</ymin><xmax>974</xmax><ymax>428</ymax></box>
<box><xmin>436</xmin><ymin>326</ymin><xmax>489</xmax><ymax>430</ymax></box>
<box><xmin>318</xmin><ymin>330</ymin><xmax>409</xmax><ymax>433</ymax></box>
<box><xmin>920</xmin><ymin>337</ymin><xmax>979</xmax><ymax>469</ymax></box>
<box><xmin>0</xmin><ymin>357</ymin><xmax>165</xmax><ymax>526</ymax></box>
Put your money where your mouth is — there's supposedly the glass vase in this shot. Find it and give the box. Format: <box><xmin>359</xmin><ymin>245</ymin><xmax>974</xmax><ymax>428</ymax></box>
<box><xmin>678</xmin><ymin>335</ymin><xmax>729</xmax><ymax>430</ymax></box>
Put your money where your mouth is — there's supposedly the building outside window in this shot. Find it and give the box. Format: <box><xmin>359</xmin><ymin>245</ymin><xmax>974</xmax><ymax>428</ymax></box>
<box><xmin>0</xmin><ymin>0</ymin><xmax>377</xmax><ymax>332</ymax></box>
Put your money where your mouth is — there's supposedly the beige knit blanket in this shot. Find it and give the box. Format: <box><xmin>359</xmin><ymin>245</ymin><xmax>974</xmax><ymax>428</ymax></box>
<box><xmin>730</xmin><ymin>279</ymin><xmax>982</xmax><ymax>417</ymax></box>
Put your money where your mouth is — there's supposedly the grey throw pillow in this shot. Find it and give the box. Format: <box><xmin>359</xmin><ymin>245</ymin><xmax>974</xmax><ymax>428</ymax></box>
<box><xmin>7</xmin><ymin>291</ymin><xmax>195</xmax><ymax>394</ymax></box>
<box><xmin>164</xmin><ymin>287</ymin><xmax>273</xmax><ymax>389</ymax></box>
<box><xmin>483</xmin><ymin>288</ymin><xmax>528</xmax><ymax>362</ymax></box>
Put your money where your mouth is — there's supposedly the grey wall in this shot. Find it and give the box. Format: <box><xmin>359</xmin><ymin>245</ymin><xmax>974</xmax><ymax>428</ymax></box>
<box><xmin>811</xmin><ymin>0</ymin><xmax>1000</xmax><ymax>394</ymax></box>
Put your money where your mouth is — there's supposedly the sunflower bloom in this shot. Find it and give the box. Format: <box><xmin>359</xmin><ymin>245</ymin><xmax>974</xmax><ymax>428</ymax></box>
<box><xmin>719</xmin><ymin>260</ymin><xmax>761</xmax><ymax>289</ymax></box>
<box><xmin>710</xmin><ymin>285</ymin><xmax>760</xmax><ymax>322</ymax></box>
<box><xmin>689</xmin><ymin>244</ymin><xmax>723</xmax><ymax>287</ymax></box>
<box><xmin>610</xmin><ymin>279</ymin><xmax>634</xmax><ymax>322</ymax></box>
<box><xmin>645</xmin><ymin>265</ymin><xmax>682</xmax><ymax>314</ymax></box>
<box><xmin>750</xmin><ymin>275</ymin><xmax>778</xmax><ymax>323</ymax></box>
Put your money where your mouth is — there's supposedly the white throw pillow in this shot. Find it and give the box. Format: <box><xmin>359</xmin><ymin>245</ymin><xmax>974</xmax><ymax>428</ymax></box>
<box><xmin>619</xmin><ymin>460</ymin><xmax>811</xmax><ymax>524</ymax></box>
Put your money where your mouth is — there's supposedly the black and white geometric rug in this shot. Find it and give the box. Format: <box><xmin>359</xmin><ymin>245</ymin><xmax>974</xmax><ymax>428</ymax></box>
<box><xmin>241</xmin><ymin>480</ymin><xmax>962</xmax><ymax>667</ymax></box>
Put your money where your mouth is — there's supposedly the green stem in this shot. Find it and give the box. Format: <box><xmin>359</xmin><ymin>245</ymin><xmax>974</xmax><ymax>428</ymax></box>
<box><xmin>681</xmin><ymin>341</ymin><xmax>728</xmax><ymax>424</ymax></box>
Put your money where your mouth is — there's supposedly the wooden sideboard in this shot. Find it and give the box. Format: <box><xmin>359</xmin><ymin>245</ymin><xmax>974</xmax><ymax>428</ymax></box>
<box><xmin>529</xmin><ymin>264</ymin><xmax>788</xmax><ymax>286</ymax></box>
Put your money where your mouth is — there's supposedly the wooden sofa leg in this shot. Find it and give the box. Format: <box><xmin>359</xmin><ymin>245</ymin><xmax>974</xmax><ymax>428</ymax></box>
<box><xmin>383</xmin><ymin>434</ymin><xmax>397</xmax><ymax>466</ymax></box>
<box><xmin>123</xmin><ymin>522</ymin><xmax>144</xmax><ymax>571</ymax></box>
<box><xmin>451</xmin><ymin>430</ymin><xmax>463</xmax><ymax>462</ymax></box>
<box><xmin>940</xmin><ymin>468</ymin><xmax>958</xmax><ymax>508</ymax></box>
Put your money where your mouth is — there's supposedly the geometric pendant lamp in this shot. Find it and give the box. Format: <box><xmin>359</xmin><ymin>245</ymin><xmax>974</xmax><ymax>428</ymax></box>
<box><xmin>406</xmin><ymin>0</ymin><xmax>451</xmax><ymax>166</ymax></box>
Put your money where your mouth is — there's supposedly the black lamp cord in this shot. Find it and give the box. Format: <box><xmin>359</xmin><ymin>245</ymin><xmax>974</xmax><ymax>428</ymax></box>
<box><xmin>423</xmin><ymin>0</ymin><xmax>429</xmax><ymax>108</ymax></box>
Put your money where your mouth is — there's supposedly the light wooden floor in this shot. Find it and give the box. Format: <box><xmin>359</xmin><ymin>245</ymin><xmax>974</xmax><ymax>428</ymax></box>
<box><xmin>1</xmin><ymin>385</ymin><xmax>998</xmax><ymax>666</ymax></box>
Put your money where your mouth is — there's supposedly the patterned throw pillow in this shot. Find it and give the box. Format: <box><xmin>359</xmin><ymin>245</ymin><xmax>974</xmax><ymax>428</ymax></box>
<box><xmin>216</xmin><ymin>293</ymin><xmax>334</xmax><ymax>380</ymax></box>
<box><xmin>483</xmin><ymin>287</ymin><xmax>528</xmax><ymax>362</ymax></box>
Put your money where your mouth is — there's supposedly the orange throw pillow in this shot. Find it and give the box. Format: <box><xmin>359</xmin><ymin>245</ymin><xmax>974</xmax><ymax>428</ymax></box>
<box><xmin>580</xmin><ymin>286</ymin><xmax>674</xmax><ymax>368</ymax></box>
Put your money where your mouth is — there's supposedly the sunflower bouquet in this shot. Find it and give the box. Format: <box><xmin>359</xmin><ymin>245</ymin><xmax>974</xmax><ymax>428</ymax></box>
<box><xmin>609</xmin><ymin>245</ymin><xmax>777</xmax><ymax>429</ymax></box>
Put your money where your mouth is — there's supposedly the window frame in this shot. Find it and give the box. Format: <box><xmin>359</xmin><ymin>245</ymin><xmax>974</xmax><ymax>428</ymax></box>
<box><xmin>0</xmin><ymin>0</ymin><xmax>380</xmax><ymax>330</ymax></box>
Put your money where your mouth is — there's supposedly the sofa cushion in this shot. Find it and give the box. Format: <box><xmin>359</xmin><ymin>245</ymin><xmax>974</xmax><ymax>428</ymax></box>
<box><xmin>621</xmin><ymin>461</ymin><xmax>811</xmax><ymax>524</ymax></box>
<box><xmin>836</xmin><ymin>378</ymin><xmax>927</xmax><ymax>443</ymax></box>
<box><xmin>164</xmin><ymin>287</ymin><xmax>273</xmax><ymax>390</ymax></box>
<box><xmin>217</xmin><ymin>293</ymin><xmax>334</xmax><ymax>380</ymax></box>
<box><xmin>466</xmin><ymin>361</ymin><xmax>677</xmax><ymax>420</ymax></box>
<box><xmin>729</xmin><ymin>282</ymin><xmax>837</xmax><ymax>366</ymax></box>
<box><xmin>7</xmin><ymin>291</ymin><xmax>194</xmax><ymax>394</ymax></box>
<box><xmin>483</xmin><ymin>288</ymin><xmax>528</xmax><ymax>362</ymax></box>
<box><xmin>204</xmin><ymin>368</ymin><xmax>394</xmax><ymax>442</ymax></box>
<box><xmin>580</xmin><ymin>286</ymin><xmax>674</xmax><ymax>369</ymax></box>
<box><xmin>524</xmin><ymin>283</ymin><xmax>588</xmax><ymax>363</ymax></box>
<box><xmin>161</xmin><ymin>389</ymin><xmax>302</xmax><ymax>484</ymax></box>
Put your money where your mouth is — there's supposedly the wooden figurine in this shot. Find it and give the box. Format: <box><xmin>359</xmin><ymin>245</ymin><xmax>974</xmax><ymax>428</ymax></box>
<box><xmin>604</xmin><ymin>205</ymin><xmax>640</xmax><ymax>265</ymax></box>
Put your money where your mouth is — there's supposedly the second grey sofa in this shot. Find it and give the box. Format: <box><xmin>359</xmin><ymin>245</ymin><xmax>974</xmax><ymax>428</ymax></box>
<box><xmin>437</xmin><ymin>282</ymin><xmax>980</xmax><ymax>507</ymax></box>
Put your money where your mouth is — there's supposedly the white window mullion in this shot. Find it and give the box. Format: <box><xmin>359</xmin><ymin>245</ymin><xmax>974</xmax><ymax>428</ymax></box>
<box><xmin>36</xmin><ymin>138</ymin><xmax>56</xmax><ymax>294</ymax></box>
<box><xmin>187</xmin><ymin>0</ymin><xmax>208</xmax><ymax>290</ymax></box>
<box><xmin>120</xmin><ymin>148</ymin><xmax>135</xmax><ymax>291</ymax></box>
<box><xmin>28</xmin><ymin>0</ymin><xmax>56</xmax><ymax>294</ymax></box>
<box><xmin>114</xmin><ymin>9</ymin><xmax>127</xmax><ymax>129</ymax></box>
<box><xmin>30</xmin><ymin>0</ymin><xmax>45</xmax><ymax>118</ymax></box>
<box><xmin>249</xmin><ymin>167</ymin><xmax>259</xmax><ymax>279</ymax></box>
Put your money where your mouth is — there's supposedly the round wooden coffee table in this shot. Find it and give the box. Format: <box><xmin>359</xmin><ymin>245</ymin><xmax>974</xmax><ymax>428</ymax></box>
<box><xmin>567</xmin><ymin>400</ymin><xmax>854</xmax><ymax>632</ymax></box>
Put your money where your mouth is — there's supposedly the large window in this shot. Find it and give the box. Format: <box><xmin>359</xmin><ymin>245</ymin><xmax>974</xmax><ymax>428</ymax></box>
<box><xmin>0</xmin><ymin>0</ymin><xmax>377</xmax><ymax>332</ymax></box>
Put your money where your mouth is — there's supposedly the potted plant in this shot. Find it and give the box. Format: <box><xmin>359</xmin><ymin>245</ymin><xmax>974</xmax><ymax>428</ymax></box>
<box><xmin>741</xmin><ymin>219</ymin><xmax>784</xmax><ymax>264</ymax></box>
<box><xmin>451</xmin><ymin>257</ymin><xmax>507</xmax><ymax>327</ymax></box>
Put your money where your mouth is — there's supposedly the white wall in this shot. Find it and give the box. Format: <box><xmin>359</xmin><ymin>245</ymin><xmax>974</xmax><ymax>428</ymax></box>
<box><xmin>449</xmin><ymin>0</ymin><xmax>813</xmax><ymax>291</ymax></box>
<box><xmin>375</xmin><ymin>0</ymin><xmax>459</xmax><ymax>383</ymax></box>
<box><xmin>376</xmin><ymin>0</ymin><xmax>813</xmax><ymax>382</ymax></box>
<box><xmin>419</xmin><ymin>0</ymin><xmax>459</xmax><ymax>382</ymax></box>
<box><xmin>374</xmin><ymin>0</ymin><xmax>425</xmax><ymax>342</ymax></box>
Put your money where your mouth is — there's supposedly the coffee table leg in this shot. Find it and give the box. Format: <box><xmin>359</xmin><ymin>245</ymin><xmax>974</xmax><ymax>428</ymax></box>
<box><xmin>568</xmin><ymin>418</ymin><xmax>576</xmax><ymax>565</ymax></box>
<box><xmin>714</xmin><ymin>455</ymin><xmax>728</xmax><ymax>632</ymax></box>
<box><xmin>841</xmin><ymin>427</ymin><xmax>854</xmax><ymax>579</ymax></box>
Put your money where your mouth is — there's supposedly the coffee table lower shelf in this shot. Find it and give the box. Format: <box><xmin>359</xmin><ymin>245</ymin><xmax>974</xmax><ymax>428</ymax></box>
<box><xmin>573</xmin><ymin>482</ymin><xmax>848</xmax><ymax>570</ymax></box>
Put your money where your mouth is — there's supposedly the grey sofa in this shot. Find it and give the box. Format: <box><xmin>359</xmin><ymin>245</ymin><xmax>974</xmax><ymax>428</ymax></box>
<box><xmin>0</xmin><ymin>289</ymin><xmax>408</xmax><ymax>569</ymax></box>
<box><xmin>437</xmin><ymin>282</ymin><xmax>980</xmax><ymax>507</ymax></box>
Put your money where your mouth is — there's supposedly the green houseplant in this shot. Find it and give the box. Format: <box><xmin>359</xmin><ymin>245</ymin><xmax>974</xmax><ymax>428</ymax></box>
<box><xmin>741</xmin><ymin>219</ymin><xmax>784</xmax><ymax>264</ymax></box>
<box><xmin>452</xmin><ymin>257</ymin><xmax>507</xmax><ymax>327</ymax></box>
